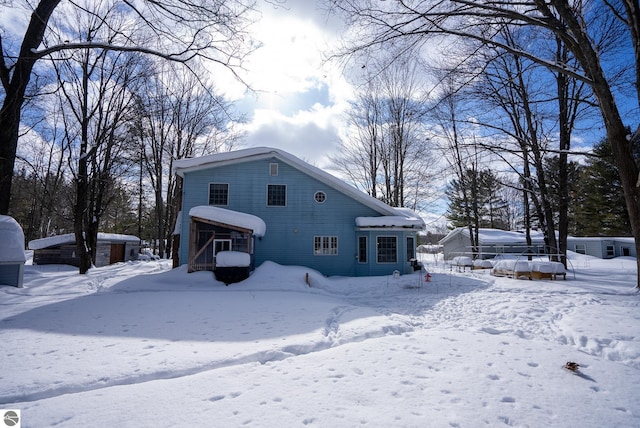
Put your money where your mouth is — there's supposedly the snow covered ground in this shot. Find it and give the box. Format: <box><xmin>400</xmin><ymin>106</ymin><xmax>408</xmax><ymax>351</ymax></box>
<box><xmin>1</xmin><ymin>251</ymin><xmax>638</xmax><ymax>427</ymax></box>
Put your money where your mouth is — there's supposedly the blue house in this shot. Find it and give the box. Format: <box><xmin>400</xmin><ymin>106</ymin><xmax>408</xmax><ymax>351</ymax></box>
<box><xmin>173</xmin><ymin>147</ymin><xmax>425</xmax><ymax>278</ymax></box>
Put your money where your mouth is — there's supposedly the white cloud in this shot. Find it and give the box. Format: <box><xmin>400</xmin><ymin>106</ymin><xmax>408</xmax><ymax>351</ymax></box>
<box><xmin>239</xmin><ymin>103</ymin><xmax>343</xmax><ymax>168</ymax></box>
<box><xmin>221</xmin><ymin>2</ymin><xmax>354</xmax><ymax>168</ymax></box>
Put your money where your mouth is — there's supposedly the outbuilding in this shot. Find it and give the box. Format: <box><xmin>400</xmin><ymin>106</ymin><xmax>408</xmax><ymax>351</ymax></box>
<box><xmin>440</xmin><ymin>227</ymin><xmax>637</xmax><ymax>260</ymax></box>
<box><xmin>440</xmin><ymin>228</ymin><xmax>547</xmax><ymax>260</ymax></box>
<box><xmin>0</xmin><ymin>215</ymin><xmax>26</xmax><ymax>287</ymax></box>
<box><xmin>28</xmin><ymin>233</ymin><xmax>140</xmax><ymax>267</ymax></box>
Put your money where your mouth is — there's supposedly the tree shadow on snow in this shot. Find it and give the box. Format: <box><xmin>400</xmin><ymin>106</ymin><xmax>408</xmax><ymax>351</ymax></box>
<box><xmin>1</xmin><ymin>263</ymin><xmax>489</xmax><ymax>343</ymax></box>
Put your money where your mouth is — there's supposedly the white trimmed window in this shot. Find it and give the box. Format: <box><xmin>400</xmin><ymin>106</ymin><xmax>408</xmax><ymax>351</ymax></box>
<box><xmin>377</xmin><ymin>236</ymin><xmax>397</xmax><ymax>263</ymax></box>
<box><xmin>358</xmin><ymin>236</ymin><xmax>367</xmax><ymax>263</ymax></box>
<box><xmin>267</xmin><ymin>184</ymin><xmax>286</xmax><ymax>206</ymax></box>
<box><xmin>314</xmin><ymin>236</ymin><xmax>338</xmax><ymax>255</ymax></box>
<box><xmin>209</xmin><ymin>183</ymin><xmax>229</xmax><ymax>205</ymax></box>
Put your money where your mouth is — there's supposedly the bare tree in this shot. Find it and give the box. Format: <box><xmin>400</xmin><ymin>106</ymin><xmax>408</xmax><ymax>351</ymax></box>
<box><xmin>11</xmin><ymin>98</ymin><xmax>72</xmax><ymax>241</ymax></box>
<box><xmin>332</xmin><ymin>54</ymin><xmax>434</xmax><ymax>211</ymax></box>
<box><xmin>328</xmin><ymin>0</ymin><xmax>640</xmax><ymax>285</ymax></box>
<box><xmin>478</xmin><ymin>38</ymin><xmax>562</xmax><ymax>260</ymax></box>
<box><xmin>432</xmin><ymin>74</ymin><xmax>481</xmax><ymax>255</ymax></box>
<box><xmin>332</xmin><ymin>81</ymin><xmax>382</xmax><ymax>199</ymax></box>
<box><xmin>53</xmin><ymin>41</ymin><xmax>143</xmax><ymax>272</ymax></box>
<box><xmin>0</xmin><ymin>0</ymin><xmax>256</xmax><ymax>215</ymax></box>
<box><xmin>132</xmin><ymin>61</ymin><xmax>240</xmax><ymax>259</ymax></box>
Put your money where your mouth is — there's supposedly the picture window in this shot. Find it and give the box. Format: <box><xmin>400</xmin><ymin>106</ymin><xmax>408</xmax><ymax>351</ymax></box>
<box><xmin>377</xmin><ymin>236</ymin><xmax>397</xmax><ymax>263</ymax></box>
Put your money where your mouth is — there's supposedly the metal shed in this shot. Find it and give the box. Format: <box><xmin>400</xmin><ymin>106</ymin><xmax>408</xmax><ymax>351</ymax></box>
<box><xmin>28</xmin><ymin>233</ymin><xmax>140</xmax><ymax>267</ymax></box>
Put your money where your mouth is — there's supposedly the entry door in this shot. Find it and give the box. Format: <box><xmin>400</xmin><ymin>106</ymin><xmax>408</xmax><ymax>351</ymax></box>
<box><xmin>110</xmin><ymin>243</ymin><xmax>125</xmax><ymax>264</ymax></box>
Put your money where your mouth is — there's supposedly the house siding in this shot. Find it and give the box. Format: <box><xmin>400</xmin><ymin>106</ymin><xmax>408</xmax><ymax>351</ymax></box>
<box><xmin>568</xmin><ymin>238</ymin><xmax>606</xmax><ymax>258</ymax></box>
<box><xmin>567</xmin><ymin>237</ymin><xmax>636</xmax><ymax>259</ymax></box>
<box><xmin>178</xmin><ymin>156</ymin><xmax>413</xmax><ymax>276</ymax></box>
<box><xmin>615</xmin><ymin>239</ymin><xmax>636</xmax><ymax>257</ymax></box>
<box><xmin>354</xmin><ymin>230</ymin><xmax>416</xmax><ymax>276</ymax></box>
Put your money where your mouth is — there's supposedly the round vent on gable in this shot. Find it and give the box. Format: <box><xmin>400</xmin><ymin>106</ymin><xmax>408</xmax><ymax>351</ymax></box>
<box><xmin>314</xmin><ymin>191</ymin><xmax>327</xmax><ymax>203</ymax></box>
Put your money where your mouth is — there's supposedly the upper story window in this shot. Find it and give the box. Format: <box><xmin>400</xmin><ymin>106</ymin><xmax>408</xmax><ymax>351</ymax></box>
<box><xmin>314</xmin><ymin>191</ymin><xmax>326</xmax><ymax>203</ymax></box>
<box><xmin>267</xmin><ymin>184</ymin><xmax>286</xmax><ymax>206</ymax></box>
<box><xmin>209</xmin><ymin>183</ymin><xmax>229</xmax><ymax>205</ymax></box>
<box><xmin>270</xmin><ymin>163</ymin><xmax>279</xmax><ymax>176</ymax></box>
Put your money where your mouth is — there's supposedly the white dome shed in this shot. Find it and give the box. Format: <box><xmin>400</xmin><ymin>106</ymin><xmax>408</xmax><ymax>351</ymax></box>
<box><xmin>0</xmin><ymin>215</ymin><xmax>26</xmax><ymax>287</ymax></box>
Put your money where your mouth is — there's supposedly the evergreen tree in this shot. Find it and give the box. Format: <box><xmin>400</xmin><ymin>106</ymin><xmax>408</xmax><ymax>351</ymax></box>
<box><xmin>446</xmin><ymin>168</ymin><xmax>509</xmax><ymax>230</ymax></box>
<box><xmin>571</xmin><ymin>135</ymin><xmax>639</xmax><ymax>236</ymax></box>
<box><xmin>480</xmin><ymin>170</ymin><xmax>509</xmax><ymax>230</ymax></box>
<box><xmin>446</xmin><ymin>168</ymin><xmax>476</xmax><ymax>229</ymax></box>
<box><xmin>543</xmin><ymin>156</ymin><xmax>581</xmax><ymax>232</ymax></box>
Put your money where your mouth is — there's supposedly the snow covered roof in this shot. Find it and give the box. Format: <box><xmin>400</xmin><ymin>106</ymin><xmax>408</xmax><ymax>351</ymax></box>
<box><xmin>440</xmin><ymin>228</ymin><xmax>636</xmax><ymax>246</ymax></box>
<box><xmin>439</xmin><ymin>228</ymin><xmax>546</xmax><ymax>245</ymax></box>
<box><xmin>173</xmin><ymin>147</ymin><xmax>418</xmax><ymax>221</ymax></box>
<box><xmin>355</xmin><ymin>215</ymin><xmax>425</xmax><ymax>229</ymax></box>
<box><xmin>28</xmin><ymin>233</ymin><xmax>140</xmax><ymax>250</ymax></box>
<box><xmin>568</xmin><ymin>236</ymin><xmax>635</xmax><ymax>243</ymax></box>
<box><xmin>0</xmin><ymin>215</ymin><xmax>26</xmax><ymax>263</ymax></box>
<box><xmin>189</xmin><ymin>206</ymin><xmax>266</xmax><ymax>237</ymax></box>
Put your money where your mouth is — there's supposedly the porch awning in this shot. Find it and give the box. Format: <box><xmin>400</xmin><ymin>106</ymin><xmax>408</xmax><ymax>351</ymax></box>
<box><xmin>189</xmin><ymin>206</ymin><xmax>266</xmax><ymax>237</ymax></box>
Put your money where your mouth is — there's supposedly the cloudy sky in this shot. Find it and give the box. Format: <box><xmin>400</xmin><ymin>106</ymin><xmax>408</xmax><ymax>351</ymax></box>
<box><xmin>5</xmin><ymin>1</ymin><xmax>634</xmax><ymax>230</ymax></box>
<box><xmin>220</xmin><ymin>1</ymin><xmax>353</xmax><ymax>169</ymax></box>
<box><xmin>216</xmin><ymin>1</ymin><xmax>454</xmax><ymax>227</ymax></box>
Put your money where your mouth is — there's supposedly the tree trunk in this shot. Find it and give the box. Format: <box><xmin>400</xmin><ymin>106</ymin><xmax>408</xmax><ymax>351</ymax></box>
<box><xmin>556</xmin><ymin>40</ymin><xmax>570</xmax><ymax>267</ymax></box>
<box><xmin>0</xmin><ymin>0</ymin><xmax>61</xmax><ymax>214</ymax></box>
<box><xmin>74</xmin><ymin>171</ymin><xmax>92</xmax><ymax>273</ymax></box>
<box><xmin>552</xmin><ymin>0</ymin><xmax>640</xmax><ymax>286</ymax></box>
<box><xmin>74</xmin><ymin>48</ymin><xmax>92</xmax><ymax>274</ymax></box>
<box><xmin>172</xmin><ymin>176</ymin><xmax>183</xmax><ymax>268</ymax></box>
<box><xmin>0</xmin><ymin>96</ymin><xmax>23</xmax><ymax>215</ymax></box>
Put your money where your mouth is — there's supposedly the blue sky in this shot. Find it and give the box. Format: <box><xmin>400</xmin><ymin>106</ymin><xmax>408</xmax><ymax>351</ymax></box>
<box><xmin>3</xmin><ymin>0</ymin><xmax>636</xmax><ymax>230</ymax></box>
